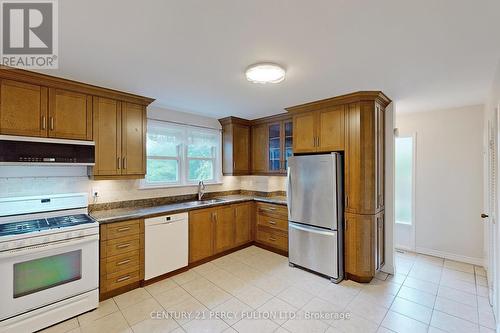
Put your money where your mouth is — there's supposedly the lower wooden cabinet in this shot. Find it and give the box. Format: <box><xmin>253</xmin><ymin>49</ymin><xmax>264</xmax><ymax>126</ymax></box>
<box><xmin>344</xmin><ymin>211</ymin><xmax>384</xmax><ymax>282</ymax></box>
<box><xmin>99</xmin><ymin>219</ymin><xmax>144</xmax><ymax>296</ymax></box>
<box><xmin>255</xmin><ymin>202</ymin><xmax>288</xmax><ymax>252</ymax></box>
<box><xmin>189</xmin><ymin>202</ymin><xmax>254</xmax><ymax>263</ymax></box>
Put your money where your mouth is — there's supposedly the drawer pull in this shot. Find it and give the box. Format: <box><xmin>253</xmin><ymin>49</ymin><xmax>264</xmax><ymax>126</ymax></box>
<box><xmin>269</xmin><ymin>237</ymin><xmax>277</xmax><ymax>241</ymax></box>
<box><xmin>116</xmin><ymin>275</ymin><xmax>130</xmax><ymax>282</ymax></box>
<box><xmin>116</xmin><ymin>259</ymin><xmax>131</xmax><ymax>266</ymax></box>
<box><xmin>268</xmin><ymin>220</ymin><xmax>277</xmax><ymax>225</ymax></box>
<box><xmin>117</xmin><ymin>227</ymin><xmax>131</xmax><ymax>232</ymax></box>
<box><xmin>116</xmin><ymin>243</ymin><xmax>131</xmax><ymax>249</ymax></box>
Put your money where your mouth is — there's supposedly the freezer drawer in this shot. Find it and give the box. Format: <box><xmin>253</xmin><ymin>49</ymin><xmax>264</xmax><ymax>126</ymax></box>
<box><xmin>289</xmin><ymin>222</ymin><xmax>340</xmax><ymax>279</ymax></box>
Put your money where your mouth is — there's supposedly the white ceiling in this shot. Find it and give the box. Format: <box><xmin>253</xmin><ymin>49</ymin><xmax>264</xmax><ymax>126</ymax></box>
<box><xmin>39</xmin><ymin>0</ymin><xmax>500</xmax><ymax>118</ymax></box>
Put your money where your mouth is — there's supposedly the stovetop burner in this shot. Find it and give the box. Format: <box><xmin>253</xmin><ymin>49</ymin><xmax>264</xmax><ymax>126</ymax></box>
<box><xmin>0</xmin><ymin>214</ymin><xmax>95</xmax><ymax>237</ymax></box>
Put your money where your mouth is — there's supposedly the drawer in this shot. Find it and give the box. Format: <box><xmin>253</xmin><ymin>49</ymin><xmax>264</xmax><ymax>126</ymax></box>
<box><xmin>104</xmin><ymin>234</ymin><xmax>140</xmax><ymax>257</ymax></box>
<box><xmin>101</xmin><ymin>270</ymin><xmax>141</xmax><ymax>292</ymax></box>
<box><xmin>105</xmin><ymin>250</ymin><xmax>140</xmax><ymax>274</ymax></box>
<box><xmin>256</xmin><ymin>226</ymin><xmax>288</xmax><ymax>251</ymax></box>
<box><xmin>102</xmin><ymin>219</ymin><xmax>141</xmax><ymax>240</ymax></box>
<box><xmin>256</xmin><ymin>202</ymin><xmax>288</xmax><ymax>220</ymax></box>
<box><xmin>257</xmin><ymin>214</ymin><xmax>288</xmax><ymax>231</ymax></box>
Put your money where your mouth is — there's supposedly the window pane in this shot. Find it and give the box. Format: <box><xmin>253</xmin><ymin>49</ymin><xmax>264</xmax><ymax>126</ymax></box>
<box><xmin>188</xmin><ymin>159</ymin><xmax>213</xmax><ymax>181</ymax></box>
<box><xmin>147</xmin><ymin>122</ymin><xmax>183</xmax><ymax>157</ymax></box>
<box><xmin>14</xmin><ymin>250</ymin><xmax>81</xmax><ymax>298</ymax></box>
<box><xmin>146</xmin><ymin>159</ymin><xmax>179</xmax><ymax>183</ymax></box>
<box><xmin>395</xmin><ymin>137</ymin><xmax>413</xmax><ymax>224</ymax></box>
<box><xmin>187</xmin><ymin>130</ymin><xmax>217</xmax><ymax>158</ymax></box>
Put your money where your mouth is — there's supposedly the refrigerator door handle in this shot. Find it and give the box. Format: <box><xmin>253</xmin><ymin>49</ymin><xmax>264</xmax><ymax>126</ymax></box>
<box><xmin>289</xmin><ymin>222</ymin><xmax>335</xmax><ymax>235</ymax></box>
<box><xmin>286</xmin><ymin>166</ymin><xmax>292</xmax><ymax>217</ymax></box>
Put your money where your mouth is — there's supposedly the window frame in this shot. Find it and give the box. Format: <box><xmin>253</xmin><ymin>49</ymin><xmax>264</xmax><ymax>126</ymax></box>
<box><xmin>395</xmin><ymin>133</ymin><xmax>416</xmax><ymax>226</ymax></box>
<box><xmin>142</xmin><ymin>120</ymin><xmax>222</xmax><ymax>189</ymax></box>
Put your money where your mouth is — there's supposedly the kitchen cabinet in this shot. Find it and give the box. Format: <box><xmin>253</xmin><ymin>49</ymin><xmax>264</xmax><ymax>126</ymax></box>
<box><xmin>249</xmin><ymin>114</ymin><xmax>292</xmax><ymax>175</ymax></box>
<box><xmin>220</xmin><ymin>117</ymin><xmax>250</xmax><ymax>175</ymax></box>
<box><xmin>345</xmin><ymin>101</ymin><xmax>385</xmax><ymax>214</ymax></box>
<box><xmin>99</xmin><ymin>219</ymin><xmax>144</xmax><ymax>298</ymax></box>
<box><xmin>0</xmin><ymin>80</ymin><xmax>48</xmax><ymax>137</ymax></box>
<box><xmin>214</xmin><ymin>205</ymin><xmax>235</xmax><ymax>253</ymax></box>
<box><xmin>255</xmin><ymin>202</ymin><xmax>288</xmax><ymax>253</ymax></box>
<box><xmin>291</xmin><ymin>105</ymin><xmax>345</xmax><ymax>153</ymax></box>
<box><xmin>91</xmin><ymin>97</ymin><xmax>146</xmax><ymax>179</ymax></box>
<box><xmin>234</xmin><ymin>202</ymin><xmax>252</xmax><ymax>246</ymax></box>
<box><xmin>344</xmin><ymin>212</ymin><xmax>375</xmax><ymax>282</ymax></box>
<box><xmin>189</xmin><ymin>208</ymin><xmax>215</xmax><ymax>263</ymax></box>
<box><xmin>376</xmin><ymin>211</ymin><xmax>385</xmax><ymax>270</ymax></box>
<box><xmin>48</xmin><ymin>88</ymin><xmax>92</xmax><ymax>140</ymax></box>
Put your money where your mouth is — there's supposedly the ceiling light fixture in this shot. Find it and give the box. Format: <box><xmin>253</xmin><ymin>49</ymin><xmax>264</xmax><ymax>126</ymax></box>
<box><xmin>245</xmin><ymin>63</ymin><xmax>286</xmax><ymax>84</ymax></box>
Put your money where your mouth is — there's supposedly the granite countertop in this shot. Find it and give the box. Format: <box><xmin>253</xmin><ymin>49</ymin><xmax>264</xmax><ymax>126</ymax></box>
<box><xmin>91</xmin><ymin>195</ymin><xmax>287</xmax><ymax>224</ymax></box>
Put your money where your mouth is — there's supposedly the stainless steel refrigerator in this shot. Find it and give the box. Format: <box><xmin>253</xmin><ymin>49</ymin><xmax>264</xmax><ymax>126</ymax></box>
<box><xmin>287</xmin><ymin>153</ymin><xmax>344</xmax><ymax>283</ymax></box>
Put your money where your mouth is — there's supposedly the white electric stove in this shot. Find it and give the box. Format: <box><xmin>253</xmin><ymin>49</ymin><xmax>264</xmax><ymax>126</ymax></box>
<box><xmin>0</xmin><ymin>193</ymin><xmax>99</xmax><ymax>333</ymax></box>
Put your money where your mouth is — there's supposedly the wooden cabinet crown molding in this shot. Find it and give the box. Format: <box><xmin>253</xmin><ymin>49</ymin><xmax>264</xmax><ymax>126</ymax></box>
<box><xmin>285</xmin><ymin>91</ymin><xmax>391</xmax><ymax>114</ymax></box>
<box><xmin>0</xmin><ymin>66</ymin><xmax>155</xmax><ymax>106</ymax></box>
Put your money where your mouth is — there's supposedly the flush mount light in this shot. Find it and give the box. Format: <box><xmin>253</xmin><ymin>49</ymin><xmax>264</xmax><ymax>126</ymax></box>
<box><xmin>245</xmin><ymin>63</ymin><xmax>286</xmax><ymax>84</ymax></box>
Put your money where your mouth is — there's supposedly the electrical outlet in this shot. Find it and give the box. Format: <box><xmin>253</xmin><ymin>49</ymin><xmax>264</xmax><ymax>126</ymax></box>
<box><xmin>91</xmin><ymin>188</ymin><xmax>100</xmax><ymax>198</ymax></box>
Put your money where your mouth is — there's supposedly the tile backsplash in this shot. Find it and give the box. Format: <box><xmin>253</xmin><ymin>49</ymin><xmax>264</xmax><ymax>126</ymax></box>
<box><xmin>0</xmin><ymin>174</ymin><xmax>286</xmax><ymax>204</ymax></box>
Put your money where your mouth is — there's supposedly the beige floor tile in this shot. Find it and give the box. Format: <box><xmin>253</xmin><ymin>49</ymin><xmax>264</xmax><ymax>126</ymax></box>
<box><xmin>192</xmin><ymin>262</ymin><xmax>219</xmax><ymax>276</ymax></box>
<box><xmin>165</xmin><ymin>296</ymin><xmax>208</xmax><ymax>325</ymax></box>
<box><xmin>434</xmin><ymin>297</ymin><xmax>478</xmax><ymax>323</ymax></box>
<box><xmin>403</xmin><ymin>276</ymin><xmax>439</xmax><ymax>295</ymax></box>
<box><xmin>408</xmin><ymin>267</ymin><xmax>442</xmax><ymax>283</ymax></box>
<box><xmin>480</xmin><ymin>326</ymin><xmax>496</xmax><ymax>333</ymax></box>
<box><xmin>376</xmin><ymin>327</ymin><xmax>396</xmax><ymax>333</ymax></box>
<box><xmin>234</xmin><ymin>285</ymin><xmax>273</xmax><ymax>308</ymax></box>
<box><xmin>347</xmin><ymin>293</ymin><xmax>389</xmax><ymax>324</ymax></box>
<box><xmin>397</xmin><ymin>285</ymin><xmax>436</xmax><ymax>308</ymax></box>
<box><xmin>277</xmin><ymin>286</ymin><xmax>315</xmax><ymax>308</ymax></box>
<box><xmin>251</xmin><ymin>275</ymin><xmax>291</xmax><ymax>296</ymax></box>
<box><xmin>80</xmin><ymin>312</ymin><xmax>132</xmax><ymax>333</ymax></box>
<box><xmin>301</xmin><ymin>297</ymin><xmax>343</xmax><ymax>325</ymax></box>
<box><xmin>354</xmin><ymin>289</ymin><xmax>396</xmax><ymax>308</ymax></box>
<box><xmin>145</xmin><ymin>278</ymin><xmax>178</xmax><ymax>296</ymax></box>
<box><xmin>181</xmin><ymin>315</ymin><xmax>229</xmax><ymax>333</ymax></box>
<box><xmin>440</xmin><ymin>278</ymin><xmax>477</xmax><ymax>294</ymax></box>
<box><xmin>114</xmin><ymin>288</ymin><xmax>152</xmax><ymax>310</ymax></box>
<box><xmin>390</xmin><ymin>297</ymin><xmax>432</xmax><ymax>324</ymax></box>
<box><xmin>381</xmin><ymin>311</ymin><xmax>428</xmax><ymax>333</ymax></box>
<box><xmin>231</xmin><ymin>317</ymin><xmax>280</xmax><ymax>333</ymax></box>
<box><xmin>77</xmin><ymin>299</ymin><xmax>119</xmax><ymax>326</ymax></box>
<box><xmin>121</xmin><ymin>297</ymin><xmax>164</xmax><ymax>326</ymax></box>
<box><xmin>444</xmin><ymin>260</ymin><xmax>475</xmax><ymax>274</ymax></box>
<box><xmin>154</xmin><ymin>286</ymin><xmax>193</xmax><ymax>309</ymax></box>
<box><xmin>331</xmin><ymin>312</ymin><xmax>379</xmax><ymax>333</ymax></box>
<box><xmin>130</xmin><ymin>317</ymin><xmax>180</xmax><ymax>333</ymax></box>
<box><xmin>213</xmin><ymin>297</ymin><xmax>252</xmax><ymax>326</ymax></box>
<box><xmin>257</xmin><ymin>297</ymin><xmax>297</xmax><ymax>325</ymax></box>
<box><xmin>190</xmin><ymin>285</ymin><xmax>232</xmax><ymax>309</ymax></box>
<box><xmin>430</xmin><ymin>310</ymin><xmax>479</xmax><ymax>333</ymax></box>
<box><xmin>172</xmin><ymin>270</ymin><xmax>201</xmax><ymax>285</ymax></box>
<box><xmin>437</xmin><ymin>285</ymin><xmax>477</xmax><ymax>307</ymax></box>
<box><xmin>282</xmin><ymin>311</ymin><xmax>329</xmax><ymax>333</ymax></box>
<box><xmin>441</xmin><ymin>268</ymin><xmax>475</xmax><ymax>283</ymax></box>
<box><xmin>39</xmin><ymin>318</ymin><xmax>79</xmax><ymax>333</ymax></box>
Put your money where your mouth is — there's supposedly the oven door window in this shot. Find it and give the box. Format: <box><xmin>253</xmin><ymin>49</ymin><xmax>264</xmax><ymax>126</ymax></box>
<box><xmin>13</xmin><ymin>250</ymin><xmax>82</xmax><ymax>298</ymax></box>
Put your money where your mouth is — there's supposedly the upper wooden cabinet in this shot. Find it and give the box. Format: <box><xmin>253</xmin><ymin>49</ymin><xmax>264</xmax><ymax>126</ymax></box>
<box><xmin>220</xmin><ymin>117</ymin><xmax>250</xmax><ymax>175</ymax></box>
<box><xmin>251</xmin><ymin>124</ymin><xmax>267</xmax><ymax>173</ymax></box>
<box><xmin>290</xmin><ymin>105</ymin><xmax>345</xmax><ymax>153</ymax></box>
<box><xmin>92</xmin><ymin>98</ymin><xmax>146</xmax><ymax>179</ymax></box>
<box><xmin>345</xmin><ymin>101</ymin><xmax>386</xmax><ymax>214</ymax></box>
<box><xmin>0</xmin><ymin>80</ymin><xmax>48</xmax><ymax>137</ymax></box>
<box><xmin>48</xmin><ymin>88</ymin><xmax>92</xmax><ymax>140</ymax></box>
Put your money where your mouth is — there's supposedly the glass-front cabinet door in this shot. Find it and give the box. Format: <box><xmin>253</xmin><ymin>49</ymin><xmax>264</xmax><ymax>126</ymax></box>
<box><xmin>268</xmin><ymin>123</ymin><xmax>281</xmax><ymax>172</ymax></box>
<box><xmin>284</xmin><ymin>120</ymin><xmax>293</xmax><ymax>170</ymax></box>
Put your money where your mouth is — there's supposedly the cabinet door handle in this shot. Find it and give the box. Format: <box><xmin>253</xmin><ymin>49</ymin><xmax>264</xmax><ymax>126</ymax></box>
<box><xmin>116</xmin><ymin>259</ymin><xmax>131</xmax><ymax>266</ymax></box>
<box><xmin>116</xmin><ymin>243</ymin><xmax>131</xmax><ymax>249</ymax></box>
<box><xmin>317</xmin><ymin>137</ymin><xmax>320</xmax><ymax>147</ymax></box>
<box><xmin>49</xmin><ymin>117</ymin><xmax>54</xmax><ymax>130</ymax></box>
<box><xmin>269</xmin><ymin>237</ymin><xmax>277</xmax><ymax>241</ymax></box>
<box><xmin>345</xmin><ymin>219</ymin><xmax>348</xmax><ymax>231</ymax></box>
<box><xmin>123</xmin><ymin>157</ymin><xmax>127</xmax><ymax>169</ymax></box>
<box><xmin>41</xmin><ymin>116</ymin><xmax>46</xmax><ymax>130</ymax></box>
<box><xmin>345</xmin><ymin>195</ymin><xmax>349</xmax><ymax>208</ymax></box>
<box><xmin>116</xmin><ymin>275</ymin><xmax>130</xmax><ymax>282</ymax></box>
<box><xmin>117</xmin><ymin>157</ymin><xmax>121</xmax><ymax>169</ymax></box>
<box><xmin>268</xmin><ymin>220</ymin><xmax>277</xmax><ymax>225</ymax></box>
<box><xmin>117</xmin><ymin>227</ymin><xmax>130</xmax><ymax>232</ymax></box>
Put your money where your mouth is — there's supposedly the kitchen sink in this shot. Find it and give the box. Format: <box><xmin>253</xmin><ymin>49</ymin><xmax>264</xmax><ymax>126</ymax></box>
<box><xmin>182</xmin><ymin>198</ymin><xmax>226</xmax><ymax>206</ymax></box>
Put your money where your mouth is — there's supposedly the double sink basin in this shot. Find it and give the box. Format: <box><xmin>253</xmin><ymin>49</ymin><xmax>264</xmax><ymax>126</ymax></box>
<box><xmin>180</xmin><ymin>198</ymin><xmax>226</xmax><ymax>207</ymax></box>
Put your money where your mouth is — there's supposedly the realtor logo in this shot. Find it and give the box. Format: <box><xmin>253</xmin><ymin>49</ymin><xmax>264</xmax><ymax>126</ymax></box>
<box><xmin>0</xmin><ymin>0</ymin><xmax>58</xmax><ymax>69</ymax></box>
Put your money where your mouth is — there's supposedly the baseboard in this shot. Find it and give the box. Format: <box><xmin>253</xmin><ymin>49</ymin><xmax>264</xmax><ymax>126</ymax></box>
<box><xmin>415</xmin><ymin>246</ymin><xmax>484</xmax><ymax>266</ymax></box>
<box><xmin>395</xmin><ymin>245</ymin><xmax>415</xmax><ymax>252</ymax></box>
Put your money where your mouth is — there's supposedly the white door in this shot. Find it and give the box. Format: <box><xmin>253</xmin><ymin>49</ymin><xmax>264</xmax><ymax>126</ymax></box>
<box><xmin>485</xmin><ymin>106</ymin><xmax>499</xmax><ymax>307</ymax></box>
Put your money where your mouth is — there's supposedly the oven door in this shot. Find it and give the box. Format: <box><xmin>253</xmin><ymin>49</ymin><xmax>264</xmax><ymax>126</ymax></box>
<box><xmin>0</xmin><ymin>234</ymin><xmax>99</xmax><ymax>321</ymax></box>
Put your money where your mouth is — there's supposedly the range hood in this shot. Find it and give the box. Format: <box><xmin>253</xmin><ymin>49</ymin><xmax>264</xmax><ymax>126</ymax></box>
<box><xmin>0</xmin><ymin>135</ymin><xmax>95</xmax><ymax>166</ymax></box>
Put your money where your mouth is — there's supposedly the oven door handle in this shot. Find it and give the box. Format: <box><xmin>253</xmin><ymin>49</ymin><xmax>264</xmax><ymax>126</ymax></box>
<box><xmin>0</xmin><ymin>234</ymin><xmax>99</xmax><ymax>258</ymax></box>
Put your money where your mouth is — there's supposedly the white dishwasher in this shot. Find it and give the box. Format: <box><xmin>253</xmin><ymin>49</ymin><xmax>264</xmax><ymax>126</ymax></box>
<box><xmin>145</xmin><ymin>212</ymin><xmax>188</xmax><ymax>280</ymax></box>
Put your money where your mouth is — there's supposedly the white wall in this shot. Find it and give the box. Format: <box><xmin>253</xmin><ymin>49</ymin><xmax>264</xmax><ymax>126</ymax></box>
<box><xmin>396</xmin><ymin>105</ymin><xmax>484</xmax><ymax>264</ymax></box>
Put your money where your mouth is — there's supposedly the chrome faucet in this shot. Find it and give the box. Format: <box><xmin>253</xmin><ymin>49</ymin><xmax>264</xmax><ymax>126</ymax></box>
<box><xmin>197</xmin><ymin>181</ymin><xmax>206</xmax><ymax>201</ymax></box>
